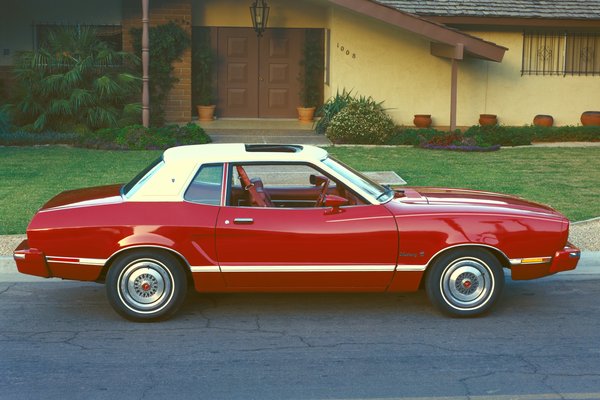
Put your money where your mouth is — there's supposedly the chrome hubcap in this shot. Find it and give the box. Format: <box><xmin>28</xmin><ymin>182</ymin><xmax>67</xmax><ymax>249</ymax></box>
<box><xmin>441</xmin><ymin>258</ymin><xmax>493</xmax><ymax>310</ymax></box>
<box><xmin>117</xmin><ymin>259</ymin><xmax>174</xmax><ymax>313</ymax></box>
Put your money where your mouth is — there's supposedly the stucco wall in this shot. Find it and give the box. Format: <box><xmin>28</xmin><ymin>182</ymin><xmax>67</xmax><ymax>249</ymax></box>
<box><xmin>0</xmin><ymin>0</ymin><xmax>122</xmax><ymax>66</ymax></box>
<box><xmin>328</xmin><ymin>7</ymin><xmax>600</xmax><ymax>126</ymax></box>
<box><xmin>192</xmin><ymin>0</ymin><xmax>328</xmax><ymax>28</ymax></box>
<box><xmin>466</xmin><ymin>31</ymin><xmax>600</xmax><ymax>126</ymax></box>
<box><xmin>329</xmin><ymin>7</ymin><xmax>453</xmax><ymax>126</ymax></box>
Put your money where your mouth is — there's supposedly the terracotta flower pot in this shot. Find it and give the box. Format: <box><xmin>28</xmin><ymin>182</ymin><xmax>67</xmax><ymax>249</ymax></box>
<box><xmin>533</xmin><ymin>114</ymin><xmax>554</xmax><ymax>127</ymax></box>
<box><xmin>413</xmin><ymin>114</ymin><xmax>432</xmax><ymax>128</ymax></box>
<box><xmin>479</xmin><ymin>114</ymin><xmax>498</xmax><ymax>126</ymax></box>
<box><xmin>297</xmin><ymin>106</ymin><xmax>316</xmax><ymax>123</ymax></box>
<box><xmin>581</xmin><ymin>111</ymin><xmax>600</xmax><ymax>126</ymax></box>
<box><xmin>197</xmin><ymin>105</ymin><xmax>216</xmax><ymax>122</ymax></box>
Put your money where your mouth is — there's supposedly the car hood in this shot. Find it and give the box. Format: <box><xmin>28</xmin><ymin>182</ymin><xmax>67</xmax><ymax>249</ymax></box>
<box><xmin>40</xmin><ymin>184</ymin><xmax>124</xmax><ymax>211</ymax></box>
<box><xmin>393</xmin><ymin>187</ymin><xmax>564</xmax><ymax>218</ymax></box>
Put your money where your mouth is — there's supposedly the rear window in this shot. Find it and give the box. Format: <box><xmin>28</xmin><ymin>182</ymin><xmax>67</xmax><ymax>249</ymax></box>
<box><xmin>122</xmin><ymin>157</ymin><xmax>164</xmax><ymax>198</ymax></box>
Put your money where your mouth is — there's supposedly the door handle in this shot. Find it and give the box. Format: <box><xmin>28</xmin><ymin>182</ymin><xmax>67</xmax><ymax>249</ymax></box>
<box><xmin>233</xmin><ymin>218</ymin><xmax>254</xmax><ymax>224</ymax></box>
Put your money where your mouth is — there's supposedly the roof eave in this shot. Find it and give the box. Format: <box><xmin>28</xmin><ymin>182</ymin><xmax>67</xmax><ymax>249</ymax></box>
<box><xmin>328</xmin><ymin>0</ymin><xmax>507</xmax><ymax>62</ymax></box>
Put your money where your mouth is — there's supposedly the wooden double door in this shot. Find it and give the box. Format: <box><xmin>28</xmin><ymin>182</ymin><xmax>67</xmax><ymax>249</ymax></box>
<box><xmin>217</xmin><ymin>28</ymin><xmax>305</xmax><ymax>118</ymax></box>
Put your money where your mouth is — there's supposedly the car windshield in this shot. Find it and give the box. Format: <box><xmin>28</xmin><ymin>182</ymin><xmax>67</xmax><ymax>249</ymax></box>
<box><xmin>122</xmin><ymin>157</ymin><xmax>164</xmax><ymax>198</ymax></box>
<box><xmin>322</xmin><ymin>156</ymin><xmax>393</xmax><ymax>203</ymax></box>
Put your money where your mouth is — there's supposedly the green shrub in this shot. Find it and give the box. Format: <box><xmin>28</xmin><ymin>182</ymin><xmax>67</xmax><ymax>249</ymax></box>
<box><xmin>0</xmin><ymin>131</ymin><xmax>79</xmax><ymax>146</ymax></box>
<box><xmin>532</xmin><ymin>125</ymin><xmax>600</xmax><ymax>142</ymax></box>
<box><xmin>12</xmin><ymin>26</ymin><xmax>140</xmax><ymax>132</ymax></box>
<box><xmin>386</xmin><ymin>127</ymin><xmax>447</xmax><ymax>145</ymax></box>
<box><xmin>315</xmin><ymin>89</ymin><xmax>385</xmax><ymax>135</ymax></box>
<box><xmin>192</xmin><ymin>28</ymin><xmax>214</xmax><ymax>107</ymax></box>
<box><xmin>326</xmin><ymin>102</ymin><xmax>395</xmax><ymax>144</ymax></box>
<box><xmin>82</xmin><ymin>123</ymin><xmax>211</xmax><ymax>150</ymax></box>
<box><xmin>1</xmin><ymin>123</ymin><xmax>211</xmax><ymax>150</ymax></box>
<box><xmin>0</xmin><ymin>105</ymin><xmax>13</xmax><ymax>133</ymax></box>
<box><xmin>298</xmin><ymin>29</ymin><xmax>324</xmax><ymax>108</ymax></box>
<box><xmin>464</xmin><ymin>125</ymin><xmax>532</xmax><ymax>146</ymax></box>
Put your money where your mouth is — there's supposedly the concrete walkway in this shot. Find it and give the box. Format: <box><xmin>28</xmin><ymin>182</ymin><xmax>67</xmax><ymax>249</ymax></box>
<box><xmin>198</xmin><ymin>118</ymin><xmax>331</xmax><ymax>146</ymax></box>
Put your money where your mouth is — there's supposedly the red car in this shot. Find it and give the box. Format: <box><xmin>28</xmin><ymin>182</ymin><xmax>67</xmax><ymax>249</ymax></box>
<box><xmin>14</xmin><ymin>144</ymin><xmax>580</xmax><ymax>321</ymax></box>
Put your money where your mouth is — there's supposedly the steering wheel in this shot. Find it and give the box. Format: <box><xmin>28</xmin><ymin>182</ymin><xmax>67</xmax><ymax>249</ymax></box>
<box><xmin>315</xmin><ymin>178</ymin><xmax>330</xmax><ymax>207</ymax></box>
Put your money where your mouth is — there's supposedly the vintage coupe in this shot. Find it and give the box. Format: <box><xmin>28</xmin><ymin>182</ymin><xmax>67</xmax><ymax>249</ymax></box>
<box><xmin>15</xmin><ymin>144</ymin><xmax>580</xmax><ymax>321</ymax></box>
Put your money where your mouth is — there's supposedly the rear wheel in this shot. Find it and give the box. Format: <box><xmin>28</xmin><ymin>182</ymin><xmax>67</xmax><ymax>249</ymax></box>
<box><xmin>425</xmin><ymin>248</ymin><xmax>504</xmax><ymax>317</ymax></box>
<box><xmin>106</xmin><ymin>250</ymin><xmax>187</xmax><ymax>322</ymax></box>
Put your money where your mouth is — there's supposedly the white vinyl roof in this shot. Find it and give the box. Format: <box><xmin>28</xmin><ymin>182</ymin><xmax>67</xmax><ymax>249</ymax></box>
<box><xmin>162</xmin><ymin>144</ymin><xmax>329</xmax><ymax>164</ymax></box>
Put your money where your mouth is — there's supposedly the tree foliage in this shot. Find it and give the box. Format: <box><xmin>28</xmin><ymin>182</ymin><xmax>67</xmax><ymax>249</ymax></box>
<box><xmin>13</xmin><ymin>26</ymin><xmax>141</xmax><ymax>132</ymax></box>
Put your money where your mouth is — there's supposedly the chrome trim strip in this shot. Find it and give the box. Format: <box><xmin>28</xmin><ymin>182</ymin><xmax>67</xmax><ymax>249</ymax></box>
<box><xmin>79</xmin><ymin>257</ymin><xmax>107</xmax><ymax>266</ymax></box>
<box><xmin>13</xmin><ymin>253</ymin><xmax>26</xmax><ymax>260</ymax></box>
<box><xmin>396</xmin><ymin>264</ymin><xmax>427</xmax><ymax>272</ymax></box>
<box><xmin>190</xmin><ymin>266</ymin><xmax>221</xmax><ymax>273</ymax></box>
<box><xmin>219</xmin><ymin>265</ymin><xmax>396</xmax><ymax>272</ymax></box>
<box><xmin>326</xmin><ymin>216</ymin><xmax>392</xmax><ymax>224</ymax></box>
<box><xmin>46</xmin><ymin>256</ymin><xmax>107</xmax><ymax>266</ymax></box>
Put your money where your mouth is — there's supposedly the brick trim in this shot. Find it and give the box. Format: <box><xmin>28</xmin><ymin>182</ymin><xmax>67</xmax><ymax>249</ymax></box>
<box><xmin>122</xmin><ymin>0</ymin><xmax>192</xmax><ymax>123</ymax></box>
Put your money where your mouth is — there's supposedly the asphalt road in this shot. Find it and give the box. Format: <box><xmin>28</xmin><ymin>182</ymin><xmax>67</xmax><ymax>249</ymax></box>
<box><xmin>1</xmin><ymin>255</ymin><xmax>600</xmax><ymax>400</ymax></box>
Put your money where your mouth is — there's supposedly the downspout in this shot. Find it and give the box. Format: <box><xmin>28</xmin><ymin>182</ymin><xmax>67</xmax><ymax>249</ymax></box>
<box><xmin>142</xmin><ymin>0</ymin><xmax>150</xmax><ymax>128</ymax></box>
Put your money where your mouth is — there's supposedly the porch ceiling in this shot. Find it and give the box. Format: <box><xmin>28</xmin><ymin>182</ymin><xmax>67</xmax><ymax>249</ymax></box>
<box><xmin>328</xmin><ymin>0</ymin><xmax>507</xmax><ymax>62</ymax></box>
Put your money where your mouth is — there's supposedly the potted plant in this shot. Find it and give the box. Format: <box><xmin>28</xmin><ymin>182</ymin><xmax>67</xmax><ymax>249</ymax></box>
<box><xmin>479</xmin><ymin>114</ymin><xmax>498</xmax><ymax>126</ymax></box>
<box><xmin>533</xmin><ymin>114</ymin><xmax>553</xmax><ymax>127</ymax></box>
<box><xmin>194</xmin><ymin>31</ymin><xmax>216</xmax><ymax>121</ymax></box>
<box><xmin>581</xmin><ymin>111</ymin><xmax>600</xmax><ymax>126</ymax></box>
<box><xmin>413</xmin><ymin>114</ymin><xmax>432</xmax><ymax>128</ymax></box>
<box><xmin>297</xmin><ymin>30</ymin><xmax>323</xmax><ymax>122</ymax></box>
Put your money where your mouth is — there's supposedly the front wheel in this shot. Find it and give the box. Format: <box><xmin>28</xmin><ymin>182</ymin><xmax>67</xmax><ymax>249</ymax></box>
<box><xmin>106</xmin><ymin>250</ymin><xmax>188</xmax><ymax>322</ymax></box>
<box><xmin>425</xmin><ymin>248</ymin><xmax>504</xmax><ymax>317</ymax></box>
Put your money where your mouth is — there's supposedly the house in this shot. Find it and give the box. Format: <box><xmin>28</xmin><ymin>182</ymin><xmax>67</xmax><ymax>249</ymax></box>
<box><xmin>1</xmin><ymin>0</ymin><xmax>599</xmax><ymax>127</ymax></box>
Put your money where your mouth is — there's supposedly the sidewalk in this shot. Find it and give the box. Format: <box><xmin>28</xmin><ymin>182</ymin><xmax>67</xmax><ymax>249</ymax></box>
<box><xmin>198</xmin><ymin>118</ymin><xmax>331</xmax><ymax>146</ymax></box>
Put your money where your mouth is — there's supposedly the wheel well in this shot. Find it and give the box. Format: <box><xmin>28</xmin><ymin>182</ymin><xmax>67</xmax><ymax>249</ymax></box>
<box><xmin>419</xmin><ymin>245</ymin><xmax>510</xmax><ymax>289</ymax></box>
<box><xmin>97</xmin><ymin>247</ymin><xmax>194</xmax><ymax>285</ymax></box>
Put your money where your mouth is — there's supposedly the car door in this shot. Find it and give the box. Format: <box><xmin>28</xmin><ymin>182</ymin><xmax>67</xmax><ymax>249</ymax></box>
<box><xmin>215</xmin><ymin>163</ymin><xmax>399</xmax><ymax>290</ymax></box>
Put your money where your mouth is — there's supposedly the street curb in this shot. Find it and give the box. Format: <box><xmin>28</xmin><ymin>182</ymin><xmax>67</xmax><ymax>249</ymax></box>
<box><xmin>573</xmin><ymin>216</ymin><xmax>600</xmax><ymax>224</ymax></box>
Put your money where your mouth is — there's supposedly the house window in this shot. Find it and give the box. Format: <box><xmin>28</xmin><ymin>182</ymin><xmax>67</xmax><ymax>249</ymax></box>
<box><xmin>33</xmin><ymin>23</ymin><xmax>123</xmax><ymax>51</ymax></box>
<box><xmin>522</xmin><ymin>32</ymin><xmax>600</xmax><ymax>76</ymax></box>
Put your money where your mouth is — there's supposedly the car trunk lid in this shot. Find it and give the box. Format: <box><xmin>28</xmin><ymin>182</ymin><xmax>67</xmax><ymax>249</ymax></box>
<box><xmin>40</xmin><ymin>184</ymin><xmax>124</xmax><ymax>211</ymax></box>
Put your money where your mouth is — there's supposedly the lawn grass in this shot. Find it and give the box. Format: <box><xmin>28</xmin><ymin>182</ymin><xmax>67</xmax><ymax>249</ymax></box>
<box><xmin>1</xmin><ymin>147</ymin><xmax>161</xmax><ymax>234</ymax></box>
<box><xmin>1</xmin><ymin>145</ymin><xmax>598</xmax><ymax>234</ymax></box>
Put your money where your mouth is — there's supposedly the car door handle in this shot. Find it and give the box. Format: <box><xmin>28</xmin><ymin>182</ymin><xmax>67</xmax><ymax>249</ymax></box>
<box><xmin>233</xmin><ymin>218</ymin><xmax>254</xmax><ymax>224</ymax></box>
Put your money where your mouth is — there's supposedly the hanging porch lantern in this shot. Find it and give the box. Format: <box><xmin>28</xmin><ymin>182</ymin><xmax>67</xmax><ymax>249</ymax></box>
<box><xmin>250</xmin><ymin>0</ymin><xmax>270</xmax><ymax>37</ymax></box>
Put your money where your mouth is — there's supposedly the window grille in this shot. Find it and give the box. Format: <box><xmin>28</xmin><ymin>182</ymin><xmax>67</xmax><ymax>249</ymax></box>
<box><xmin>521</xmin><ymin>32</ymin><xmax>600</xmax><ymax>76</ymax></box>
<box><xmin>33</xmin><ymin>23</ymin><xmax>123</xmax><ymax>51</ymax></box>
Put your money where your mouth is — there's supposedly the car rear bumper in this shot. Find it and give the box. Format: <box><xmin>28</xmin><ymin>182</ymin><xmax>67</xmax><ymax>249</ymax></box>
<box><xmin>13</xmin><ymin>240</ymin><xmax>52</xmax><ymax>278</ymax></box>
<box><xmin>511</xmin><ymin>243</ymin><xmax>581</xmax><ymax>280</ymax></box>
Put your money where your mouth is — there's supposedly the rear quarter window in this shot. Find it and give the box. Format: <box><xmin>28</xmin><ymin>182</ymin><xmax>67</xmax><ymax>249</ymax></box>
<box><xmin>184</xmin><ymin>164</ymin><xmax>224</xmax><ymax>205</ymax></box>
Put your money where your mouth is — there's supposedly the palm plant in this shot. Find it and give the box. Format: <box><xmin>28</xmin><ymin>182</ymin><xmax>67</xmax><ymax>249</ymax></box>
<box><xmin>13</xmin><ymin>26</ymin><xmax>140</xmax><ymax>132</ymax></box>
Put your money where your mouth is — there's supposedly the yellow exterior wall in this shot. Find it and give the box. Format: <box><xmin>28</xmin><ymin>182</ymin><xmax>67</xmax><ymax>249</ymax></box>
<box><xmin>192</xmin><ymin>0</ymin><xmax>328</xmax><ymax>28</ymax></box>
<box><xmin>465</xmin><ymin>31</ymin><xmax>600</xmax><ymax>126</ymax></box>
<box><xmin>328</xmin><ymin>7</ymin><xmax>600</xmax><ymax>126</ymax></box>
<box><xmin>329</xmin><ymin>7</ymin><xmax>453</xmax><ymax>126</ymax></box>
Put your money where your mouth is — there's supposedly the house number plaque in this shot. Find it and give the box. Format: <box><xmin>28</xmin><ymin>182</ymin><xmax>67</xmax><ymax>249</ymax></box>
<box><xmin>336</xmin><ymin>43</ymin><xmax>356</xmax><ymax>59</ymax></box>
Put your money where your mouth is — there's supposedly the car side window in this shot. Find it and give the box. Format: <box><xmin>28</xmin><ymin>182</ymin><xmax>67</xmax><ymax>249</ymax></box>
<box><xmin>230</xmin><ymin>163</ymin><xmax>365</xmax><ymax>208</ymax></box>
<box><xmin>184</xmin><ymin>164</ymin><xmax>223</xmax><ymax>205</ymax></box>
